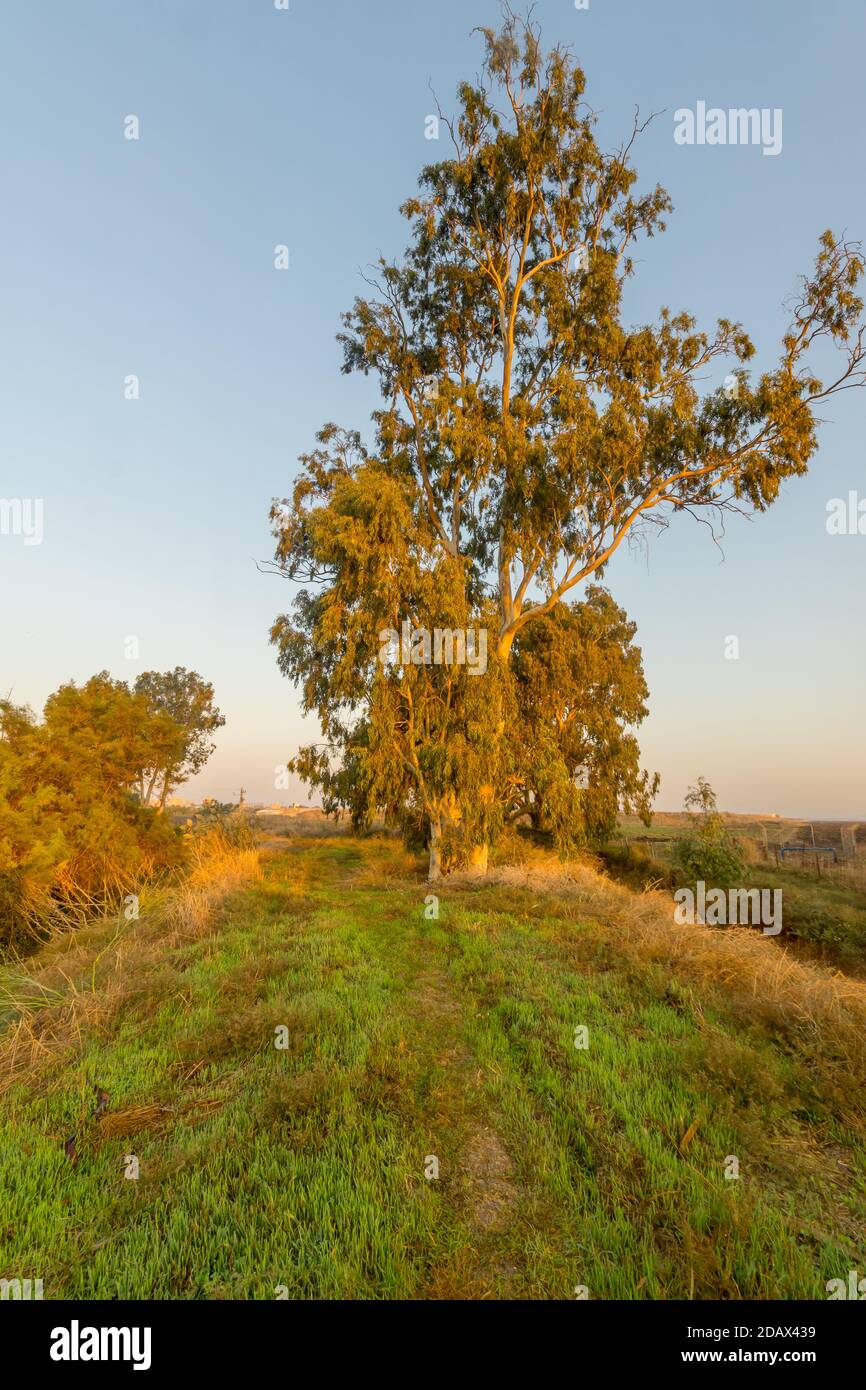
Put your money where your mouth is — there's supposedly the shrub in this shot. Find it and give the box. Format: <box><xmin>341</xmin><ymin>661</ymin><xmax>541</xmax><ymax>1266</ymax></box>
<box><xmin>674</xmin><ymin>776</ymin><xmax>744</xmax><ymax>890</ymax></box>
<box><xmin>0</xmin><ymin>680</ymin><xmax>187</xmax><ymax>951</ymax></box>
<box><xmin>675</xmin><ymin>834</ymin><xmax>744</xmax><ymax>890</ymax></box>
<box><xmin>186</xmin><ymin>801</ymin><xmax>259</xmax><ymax>853</ymax></box>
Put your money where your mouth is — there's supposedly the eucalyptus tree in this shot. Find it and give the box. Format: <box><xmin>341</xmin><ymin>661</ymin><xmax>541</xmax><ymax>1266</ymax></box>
<box><xmin>271</xmin><ymin>11</ymin><xmax>866</xmax><ymax>873</ymax></box>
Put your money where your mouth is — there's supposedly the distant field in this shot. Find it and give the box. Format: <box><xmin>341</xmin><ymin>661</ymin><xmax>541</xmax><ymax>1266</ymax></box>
<box><xmin>619</xmin><ymin>811</ymin><xmax>864</xmax><ymax>852</ymax></box>
<box><xmin>254</xmin><ymin>810</ymin><xmax>351</xmax><ymax>839</ymax></box>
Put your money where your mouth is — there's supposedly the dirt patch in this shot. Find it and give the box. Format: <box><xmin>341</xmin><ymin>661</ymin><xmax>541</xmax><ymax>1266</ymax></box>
<box><xmin>463</xmin><ymin>1126</ymin><xmax>519</xmax><ymax>1232</ymax></box>
<box><xmin>406</xmin><ymin>968</ymin><xmax>521</xmax><ymax>1229</ymax></box>
<box><xmin>410</xmin><ymin>972</ymin><xmax>464</xmax><ymax>1027</ymax></box>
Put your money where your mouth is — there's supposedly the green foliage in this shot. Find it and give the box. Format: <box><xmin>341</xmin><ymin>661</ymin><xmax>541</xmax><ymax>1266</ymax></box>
<box><xmin>187</xmin><ymin>800</ymin><xmax>259</xmax><ymax>852</ymax></box>
<box><xmin>190</xmin><ymin>798</ymin><xmax>238</xmax><ymax>824</ymax></box>
<box><xmin>132</xmin><ymin>668</ymin><xmax>224</xmax><ymax>809</ymax></box>
<box><xmin>675</xmin><ymin>777</ymin><xmax>744</xmax><ymax>889</ymax></box>
<box><xmin>508</xmin><ymin>588</ymin><xmax>659</xmax><ymax>853</ymax></box>
<box><xmin>683</xmin><ymin>776</ymin><xmax>718</xmax><ymax>817</ymax></box>
<box><xmin>675</xmin><ymin>835</ymin><xmax>745</xmax><ymax>891</ymax></box>
<box><xmin>334</xmin><ymin>15</ymin><xmax>863</xmax><ymax>643</ymax></box>
<box><xmin>269</xmin><ymin>431</ymin><xmax>512</xmax><ymax>872</ymax></box>
<box><xmin>0</xmin><ymin>670</ymin><xmax>222</xmax><ymax>950</ymax></box>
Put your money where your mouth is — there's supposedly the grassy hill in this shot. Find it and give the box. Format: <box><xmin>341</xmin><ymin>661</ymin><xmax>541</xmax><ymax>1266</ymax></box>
<box><xmin>1</xmin><ymin>833</ymin><xmax>865</xmax><ymax>1300</ymax></box>
<box><xmin>611</xmin><ymin>814</ymin><xmax>866</xmax><ymax>971</ymax></box>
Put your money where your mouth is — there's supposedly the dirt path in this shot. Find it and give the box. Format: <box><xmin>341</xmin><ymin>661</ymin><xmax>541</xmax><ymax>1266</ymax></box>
<box><xmin>399</xmin><ymin>961</ymin><xmax>522</xmax><ymax>1296</ymax></box>
<box><xmin>269</xmin><ymin>837</ymin><xmax>524</xmax><ymax>1297</ymax></box>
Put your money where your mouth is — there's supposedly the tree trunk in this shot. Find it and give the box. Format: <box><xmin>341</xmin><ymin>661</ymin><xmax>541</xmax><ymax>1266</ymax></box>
<box><xmin>158</xmin><ymin>766</ymin><xmax>174</xmax><ymax>812</ymax></box>
<box><xmin>428</xmin><ymin>817</ymin><xmax>443</xmax><ymax>882</ymax></box>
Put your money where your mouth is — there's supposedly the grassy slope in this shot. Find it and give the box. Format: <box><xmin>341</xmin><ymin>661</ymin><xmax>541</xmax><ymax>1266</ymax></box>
<box><xmin>614</xmin><ymin>818</ymin><xmax>866</xmax><ymax>971</ymax></box>
<box><xmin>1</xmin><ymin>834</ymin><xmax>864</xmax><ymax>1300</ymax></box>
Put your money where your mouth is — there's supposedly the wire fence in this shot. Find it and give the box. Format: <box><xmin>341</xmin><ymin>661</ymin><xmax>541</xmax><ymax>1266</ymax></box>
<box><xmin>618</xmin><ymin>822</ymin><xmax>866</xmax><ymax>893</ymax></box>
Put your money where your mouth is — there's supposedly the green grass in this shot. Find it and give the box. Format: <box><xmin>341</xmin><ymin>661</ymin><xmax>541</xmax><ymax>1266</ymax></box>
<box><xmin>1</xmin><ymin>835</ymin><xmax>864</xmax><ymax>1299</ymax></box>
<box><xmin>753</xmin><ymin>866</ymin><xmax>866</xmax><ymax>968</ymax></box>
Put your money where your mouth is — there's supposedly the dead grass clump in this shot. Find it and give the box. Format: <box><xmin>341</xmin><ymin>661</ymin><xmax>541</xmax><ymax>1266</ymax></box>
<box><xmin>0</xmin><ymin>846</ymin><xmax>261</xmax><ymax>1097</ymax></box>
<box><xmin>94</xmin><ymin>1094</ymin><xmax>226</xmax><ymax>1142</ymax></box>
<box><xmin>96</xmin><ymin>1103</ymin><xmax>173</xmax><ymax>1140</ymax></box>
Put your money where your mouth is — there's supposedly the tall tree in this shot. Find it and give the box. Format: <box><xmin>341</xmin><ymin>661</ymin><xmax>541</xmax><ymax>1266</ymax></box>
<box><xmin>270</xmin><ymin>10</ymin><xmax>866</xmax><ymax>870</ymax></box>
<box><xmin>283</xmin><ymin>584</ymin><xmax>657</xmax><ymax>876</ymax></box>
<box><xmin>271</xmin><ymin>437</ymin><xmax>507</xmax><ymax>877</ymax></box>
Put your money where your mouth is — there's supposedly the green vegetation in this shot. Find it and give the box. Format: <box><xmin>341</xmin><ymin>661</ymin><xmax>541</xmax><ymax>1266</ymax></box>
<box><xmin>0</xmin><ymin>669</ymin><xmax>223</xmax><ymax>951</ymax></box>
<box><xmin>506</xmin><ymin>589</ymin><xmax>659</xmax><ymax>850</ymax></box>
<box><xmin>284</xmin><ymin>582</ymin><xmax>659</xmax><ymax>878</ymax></box>
<box><xmin>3</xmin><ymin>14</ymin><xmax>865</xmax><ymax>1309</ymax></box>
<box><xmin>611</xmin><ymin>810</ymin><xmax>866</xmax><ymax>972</ymax></box>
<box><xmin>732</xmin><ymin>867</ymin><xmax>866</xmax><ymax>972</ymax></box>
<box><xmin>674</xmin><ymin>777</ymin><xmax>745</xmax><ymax>890</ymax></box>
<box><xmin>131</xmin><ymin>668</ymin><xmax>224</xmax><ymax>811</ymax></box>
<box><xmin>2</xmin><ymin>834</ymin><xmax>863</xmax><ymax>1300</ymax></box>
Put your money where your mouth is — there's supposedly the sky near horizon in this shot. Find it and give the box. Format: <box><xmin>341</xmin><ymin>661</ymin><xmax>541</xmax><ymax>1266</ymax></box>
<box><xmin>1</xmin><ymin>0</ymin><xmax>864</xmax><ymax>819</ymax></box>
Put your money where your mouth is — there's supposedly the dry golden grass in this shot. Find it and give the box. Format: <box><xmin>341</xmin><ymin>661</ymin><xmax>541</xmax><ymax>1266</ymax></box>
<box><xmin>0</xmin><ymin>840</ymin><xmax>261</xmax><ymax>1098</ymax></box>
<box><xmin>473</xmin><ymin>853</ymin><xmax>866</xmax><ymax>1109</ymax></box>
<box><xmin>94</xmin><ymin>1094</ymin><xmax>226</xmax><ymax>1142</ymax></box>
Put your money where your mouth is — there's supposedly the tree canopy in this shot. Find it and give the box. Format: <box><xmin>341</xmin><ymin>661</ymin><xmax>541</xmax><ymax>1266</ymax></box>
<box><xmin>0</xmin><ymin>669</ymin><xmax>223</xmax><ymax>946</ymax></box>
<box><xmin>133</xmin><ymin>667</ymin><xmax>225</xmax><ymax>809</ymax></box>
<box><xmin>507</xmin><ymin>587</ymin><xmax>658</xmax><ymax>852</ymax></box>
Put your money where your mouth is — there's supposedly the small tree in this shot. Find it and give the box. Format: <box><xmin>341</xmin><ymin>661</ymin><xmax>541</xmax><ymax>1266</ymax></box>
<box><xmin>271</xmin><ymin>445</ymin><xmax>509</xmax><ymax>877</ymax></box>
<box><xmin>676</xmin><ymin>776</ymin><xmax>743</xmax><ymax>888</ymax></box>
<box><xmin>0</xmin><ymin>674</ymin><xmax>184</xmax><ymax>945</ymax></box>
<box><xmin>133</xmin><ymin>668</ymin><xmax>224</xmax><ymax>809</ymax></box>
<box><xmin>683</xmin><ymin>776</ymin><xmax>719</xmax><ymax>818</ymax></box>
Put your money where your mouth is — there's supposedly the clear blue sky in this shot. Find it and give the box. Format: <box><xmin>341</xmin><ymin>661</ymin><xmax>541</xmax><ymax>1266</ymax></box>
<box><xmin>1</xmin><ymin>0</ymin><xmax>864</xmax><ymax>817</ymax></box>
